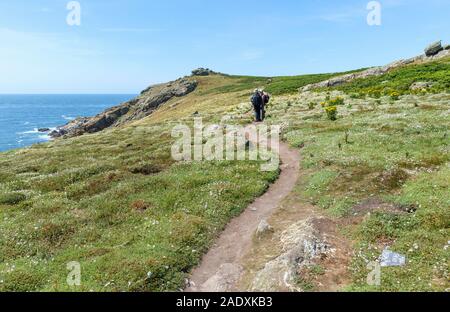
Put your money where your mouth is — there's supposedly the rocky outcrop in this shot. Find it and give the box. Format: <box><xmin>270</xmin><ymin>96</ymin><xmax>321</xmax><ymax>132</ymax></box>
<box><xmin>250</xmin><ymin>217</ymin><xmax>333</xmax><ymax>292</ymax></box>
<box><xmin>301</xmin><ymin>42</ymin><xmax>450</xmax><ymax>92</ymax></box>
<box><xmin>191</xmin><ymin>68</ymin><xmax>216</xmax><ymax>76</ymax></box>
<box><xmin>50</xmin><ymin>78</ymin><xmax>198</xmax><ymax>138</ymax></box>
<box><xmin>424</xmin><ymin>41</ymin><xmax>443</xmax><ymax>56</ymax></box>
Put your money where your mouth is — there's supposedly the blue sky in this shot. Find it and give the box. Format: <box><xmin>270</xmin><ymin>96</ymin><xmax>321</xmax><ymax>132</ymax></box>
<box><xmin>0</xmin><ymin>0</ymin><xmax>449</xmax><ymax>93</ymax></box>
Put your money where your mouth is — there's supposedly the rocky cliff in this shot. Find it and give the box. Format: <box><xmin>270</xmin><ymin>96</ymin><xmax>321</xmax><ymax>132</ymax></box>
<box><xmin>50</xmin><ymin>77</ymin><xmax>198</xmax><ymax>138</ymax></box>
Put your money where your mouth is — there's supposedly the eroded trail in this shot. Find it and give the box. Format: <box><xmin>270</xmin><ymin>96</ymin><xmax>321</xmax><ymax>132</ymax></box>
<box><xmin>186</xmin><ymin>140</ymin><xmax>300</xmax><ymax>292</ymax></box>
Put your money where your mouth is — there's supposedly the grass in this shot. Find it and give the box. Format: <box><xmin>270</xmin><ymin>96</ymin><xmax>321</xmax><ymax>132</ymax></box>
<box><xmin>329</xmin><ymin>57</ymin><xmax>450</xmax><ymax>97</ymax></box>
<box><xmin>202</xmin><ymin>68</ymin><xmax>366</xmax><ymax>96</ymax></box>
<box><xmin>295</xmin><ymin>105</ymin><xmax>449</xmax><ymax>290</ymax></box>
<box><xmin>0</xmin><ymin>57</ymin><xmax>448</xmax><ymax>292</ymax></box>
<box><xmin>229</xmin><ymin>58</ymin><xmax>449</xmax><ymax>290</ymax></box>
<box><xmin>0</xmin><ymin>75</ymin><xmax>279</xmax><ymax>291</ymax></box>
<box><xmin>0</xmin><ymin>126</ymin><xmax>277</xmax><ymax>291</ymax></box>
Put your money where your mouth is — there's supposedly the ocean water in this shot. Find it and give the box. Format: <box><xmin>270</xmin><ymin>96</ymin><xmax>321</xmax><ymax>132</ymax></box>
<box><xmin>0</xmin><ymin>94</ymin><xmax>136</xmax><ymax>152</ymax></box>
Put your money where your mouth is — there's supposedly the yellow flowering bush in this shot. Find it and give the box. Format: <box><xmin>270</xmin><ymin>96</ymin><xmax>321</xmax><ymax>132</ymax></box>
<box><xmin>320</xmin><ymin>97</ymin><xmax>343</xmax><ymax>121</ymax></box>
<box><xmin>325</xmin><ymin>105</ymin><xmax>338</xmax><ymax>121</ymax></box>
<box><xmin>328</xmin><ymin>96</ymin><xmax>345</xmax><ymax>106</ymax></box>
<box><xmin>321</xmin><ymin>97</ymin><xmax>345</xmax><ymax>107</ymax></box>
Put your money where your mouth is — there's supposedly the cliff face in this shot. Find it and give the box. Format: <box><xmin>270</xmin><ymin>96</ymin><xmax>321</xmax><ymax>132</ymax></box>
<box><xmin>50</xmin><ymin>78</ymin><xmax>198</xmax><ymax>138</ymax></box>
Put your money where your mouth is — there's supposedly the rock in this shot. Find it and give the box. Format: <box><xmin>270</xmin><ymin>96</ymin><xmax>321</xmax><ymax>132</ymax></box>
<box><xmin>427</xmin><ymin>48</ymin><xmax>450</xmax><ymax>60</ymax></box>
<box><xmin>444</xmin><ymin>44</ymin><xmax>450</xmax><ymax>50</ymax></box>
<box><xmin>250</xmin><ymin>217</ymin><xmax>332</xmax><ymax>292</ymax></box>
<box><xmin>50</xmin><ymin>78</ymin><xmax>198</xmax><ymax>138</ymax></box>
<box><xmin>197</xmin><ymin>263</ymin><xmax>243</xmax><ymax>292</ymax></box>
<box><xmin>424</xmin><ymin>40</ymin><xmax>443</xmax><ymax>56</ymax></box>
<box><xmin>410</xmin><ymin>81</ymin><xmax>434</xmax><ymax>91</ymax></box>
<box><xmin>256</xmin><ymin>220</ymin><xmax>273</xmax><ymax>238</ymax></box>
<box><xmin>192</xmin><ymin>68</ymin><xmax>215</xmax><ymax>76</ymax></box>
<box><xmin>38</xmin><ymin>128</ymin><xmax>50</xmax><ymax>132</ymax></box>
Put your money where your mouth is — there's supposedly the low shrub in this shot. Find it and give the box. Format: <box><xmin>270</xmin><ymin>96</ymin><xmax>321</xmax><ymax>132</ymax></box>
<box><xmin>0</xmin><ymin>192</ymin><xmax>26</xmax><ymax>205</ymax></box>
<box><xmin>325</xmin><ymin>106</ymin><xmax>338</xmax><ymax>121</ymax></box>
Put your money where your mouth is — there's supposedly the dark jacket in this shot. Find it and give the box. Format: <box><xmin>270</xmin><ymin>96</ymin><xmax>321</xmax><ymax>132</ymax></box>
<box><xmin>251</xmin><ymin>92</ymin><xmax>263</xmax><ymax>109</ymax></box>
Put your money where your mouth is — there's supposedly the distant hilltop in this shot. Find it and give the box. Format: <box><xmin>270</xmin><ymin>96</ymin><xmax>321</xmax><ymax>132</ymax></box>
<box><xmin>191</xmin><ymin>68</ymin><xmax>221</xmax><ymax>76</ymax></box>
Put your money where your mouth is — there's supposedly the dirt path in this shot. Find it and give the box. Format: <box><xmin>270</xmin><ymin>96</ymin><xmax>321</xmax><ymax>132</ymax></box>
<box><xmin>186</xmin><ymin>139</ymin><xmax>300</xmax><ymax>292</ymax></box>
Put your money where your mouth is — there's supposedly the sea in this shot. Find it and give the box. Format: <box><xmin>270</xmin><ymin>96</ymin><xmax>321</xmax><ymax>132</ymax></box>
<box><xmin>0</xmin><ymin>94</ymin><xmax>136</xmax><ymax>152</ymax></box>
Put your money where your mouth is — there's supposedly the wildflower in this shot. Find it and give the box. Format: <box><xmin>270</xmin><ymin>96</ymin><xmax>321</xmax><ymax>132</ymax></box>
<box><xmin>325</xmin><ymin>106</ymin><xmax>338</xmax><ymax>121</ymax></box>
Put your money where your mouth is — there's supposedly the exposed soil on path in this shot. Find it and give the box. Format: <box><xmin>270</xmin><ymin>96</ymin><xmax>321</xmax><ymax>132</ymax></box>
<box><xmin>186</xmin><ymin>138</ymin><xmax>301</xmax><ymax>292</ymax></box>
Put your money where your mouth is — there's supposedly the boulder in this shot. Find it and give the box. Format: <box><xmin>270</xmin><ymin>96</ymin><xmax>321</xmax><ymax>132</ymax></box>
<box><xmin>424</xmin><ymin>41</ymin><xmax>443</xmax><ymax>57</ymax></box>
<box><xmin>38</xmin><ymin>128</ymin><xmax>50</xmax><ymax>132</ymax></box>
<box><xmin>410</xmin><ymin>81</ymin><xmax>434</xmax><ymax>91</ymax></box>
<box><xmin>444</xmin><ymin>44</ymin><xmax>450</xmax><ymax>50</ymax></box>
<box><xmin>192</xmin><ymin>68</ymin><xmax>215</xmax><ymax>76</ymax></box>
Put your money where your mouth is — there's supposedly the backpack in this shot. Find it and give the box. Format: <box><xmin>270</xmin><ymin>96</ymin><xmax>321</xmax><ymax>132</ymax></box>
<box><xmin>251</xmin><ymin>92</ymin><xmax>262</xmax><ymax>108</ymax></box>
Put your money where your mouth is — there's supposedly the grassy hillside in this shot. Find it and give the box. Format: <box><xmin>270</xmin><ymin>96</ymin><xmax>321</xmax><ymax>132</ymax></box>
<box><xmin>203</xmin><ymin>68</ymin><xmax>366</xmax><ymax>96</ymax></box>
<box><xmin>0</xmin><ymin>69</ymin><xmax>354</xmax><ymax>291</ymax></box>
<box><xmin>0</xmin><ymin>75</ymin><xmax>280</xmax><ymax>291</ymax></box>
<box><xmin>241</xmin><ymin>56</ymin><xmax>449</xmax><ymax>291</ymax></box>
<box><xmin>0</xmin><ymin>58</ymin><xmax>448</xmax><ymax>292</ymax></box>
<box><xmin>330</xmin><ymin>58</ymin><xmax>450</xmax><ymax>97</ymax></box>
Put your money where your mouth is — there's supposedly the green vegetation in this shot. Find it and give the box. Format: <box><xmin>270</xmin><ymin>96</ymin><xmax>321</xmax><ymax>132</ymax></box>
<box><xmin>265</xmin><ymin>74</ymin><xmax>343</xmax><ymax>95</ymax></box>
<box><xmin>0</xmin><ymin>76</ymin><xmax>279</xmax><ymax>291</ymax></box>
<box><xmin>0</xmin><ymin>192</ymin><xmax>26</xmax><ymax>205</ymax></box>
<box><xmin>324</xmin><ymin>106</ymin><xmax>338</xmax><ymax>121</ymax></box>
<box><xmin>255</xmin><ymin>57</ymin><xmax>449</xmax><ymax>290</ymax></box>
<box><xmin>330</xmin><ymin>58</ymin><xmax>450</xmax><ymax>97</ymax></box>
<box><xmin>0</xmin><ymin>56</ymin><xmax>448</xmax><ymax>292</ymax></box>
<box><xmin>203</xmin><ymin>68</ymin><xmax>366</xmax><ymax>96</ymax></box>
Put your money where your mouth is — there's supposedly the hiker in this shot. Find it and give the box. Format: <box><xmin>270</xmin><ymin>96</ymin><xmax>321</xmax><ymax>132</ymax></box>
<box><xmin>251</xmin><ymin>89</ymin><xmax>268</xmax><ymax>122</ymax></box>
<box><xmin>261</xmin><ymin>91</ymin><xmax>271</xmax><ymax>120</ymax></box>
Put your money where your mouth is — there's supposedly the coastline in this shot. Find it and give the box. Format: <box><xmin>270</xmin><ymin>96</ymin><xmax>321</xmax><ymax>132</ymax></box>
<box><xmin>0</xmin><ymin>94</ymin><xmax>136</xmax><ymax>152</ymax></box>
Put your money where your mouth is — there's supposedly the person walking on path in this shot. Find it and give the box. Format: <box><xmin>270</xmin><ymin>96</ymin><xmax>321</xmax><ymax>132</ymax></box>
<box><xmin>251</xmin><ymin>89</ymin><xmax>270</xmax><ymax>122</ymax></box>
